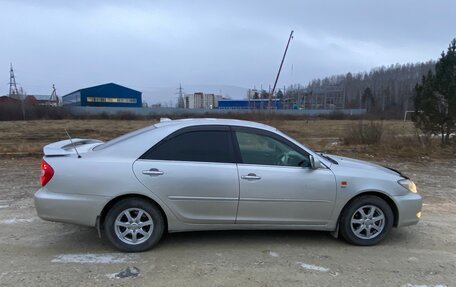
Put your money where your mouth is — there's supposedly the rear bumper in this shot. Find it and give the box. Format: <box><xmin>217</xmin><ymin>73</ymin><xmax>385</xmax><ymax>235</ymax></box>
<box><xmin>34</xmin><ymin>188</ymin><xmax>110</xmax><ymax>227</ymax></box>
<box><xmin>393</xmin><ymin>192</ymin><xmax>423</xmax><ymax>227</ymax></box>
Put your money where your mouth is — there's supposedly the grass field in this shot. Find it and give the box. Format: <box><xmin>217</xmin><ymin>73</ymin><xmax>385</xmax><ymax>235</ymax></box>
<box><xmin>0</xmin><ymin>119</ymin><xmax>453</xmax><ymax>159</ymax></box>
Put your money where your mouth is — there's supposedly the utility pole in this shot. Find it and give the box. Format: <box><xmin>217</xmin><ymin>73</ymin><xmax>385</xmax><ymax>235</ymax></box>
<box><xmin>178</xmin><ymin>83</ymin><xmax>184</xmax><ymax>98</ymax></box>
<box><xmin>269</xmin><ymin>30</ymin><xmax>294</xmax><ymax>109</ymax></box>
<box><xmin>9</xmin><ymin>64</ymin><xmax>26</xmax><ymax>120</ymax></box>
<box><xmin>9</xmin><ymin>63</ymin><xmax>19</xmax><ymax>100</ymax></box>
<box><xmin>342</xmin><ymin>86</ymin><xmax>346</xmax><ymax>109</ymax></box>
<box><xmin>19</xmin><ymin>87</ymin><xmax>26</xmax><ymax>121</ymax></box>
<box><xmin>176</xmin><ymin>83</ymin><xmax>185</xmax><ymax>108</ymax></box>
<box><xmin>49</xmin><ymin>84</ymin><xmax>59</xmax><ymax>106</ymax></box>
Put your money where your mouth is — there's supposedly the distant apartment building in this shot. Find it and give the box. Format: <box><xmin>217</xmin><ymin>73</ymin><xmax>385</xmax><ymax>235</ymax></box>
<box><xmin>184</xmin><ymin>93</ymin><xmax>222</xmax><ymax>109</ymax></box>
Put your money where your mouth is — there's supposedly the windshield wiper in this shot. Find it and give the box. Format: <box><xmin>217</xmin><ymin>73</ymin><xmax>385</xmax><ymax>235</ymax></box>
<box><xmin>319</xmin><ymin>153</ymin><xmax>338</xmax><ymax>165</ymax></box>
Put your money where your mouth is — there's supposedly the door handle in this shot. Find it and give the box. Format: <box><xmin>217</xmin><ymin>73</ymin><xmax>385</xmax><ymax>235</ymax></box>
<box><xmin>142</xmin><ymin>168</ymin><xmax>164</xmax><ymax>176</ymax></box>
<box><xmin>241</xmin><ymin>173</ymin><xmax>261</xmax><ymax>181</ymax></box>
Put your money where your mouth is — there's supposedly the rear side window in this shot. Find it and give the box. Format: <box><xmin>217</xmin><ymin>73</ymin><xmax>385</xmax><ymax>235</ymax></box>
<box><xmin>143</xmin><ymin>130</ymin><xmax>235</xmax><ymax>163</ymax></box>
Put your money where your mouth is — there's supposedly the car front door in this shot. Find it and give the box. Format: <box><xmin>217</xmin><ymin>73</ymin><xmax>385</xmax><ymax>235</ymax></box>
<box><xmin>233</xmin><ymin>127</ymin><xmax>337</xmax><ymax>225</ymax></box>
<box><xmin>133</xmin><ymin>125</ymin><xmax>239</xmax><ymax>224</ymax></box>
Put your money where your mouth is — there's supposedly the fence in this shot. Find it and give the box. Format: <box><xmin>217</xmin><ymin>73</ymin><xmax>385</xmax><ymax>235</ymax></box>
<box><xmin>65</xmin><ymin>106</ymin><xmax>367</xmax><ymax>117</ymax></box>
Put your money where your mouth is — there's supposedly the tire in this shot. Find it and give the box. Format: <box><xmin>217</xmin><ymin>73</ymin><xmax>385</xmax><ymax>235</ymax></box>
<box><xmin>339</xmin><ymin>195</ymin><xmax>393</xmax><ymax>246</ymax></box>
<box><xmin>104</xmin><ymin>198</ymin><xmax>165</xmax><ymax>252</ymax></box>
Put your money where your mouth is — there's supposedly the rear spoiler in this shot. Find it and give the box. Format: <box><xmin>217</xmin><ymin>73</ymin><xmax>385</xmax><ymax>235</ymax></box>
<box><xmin>43</xmin><ymin>138</ymin><xmax>103</xmax><ymax>156</ymax></box>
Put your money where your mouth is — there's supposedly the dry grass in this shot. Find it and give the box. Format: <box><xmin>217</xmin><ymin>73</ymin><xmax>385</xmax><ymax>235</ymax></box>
<box><xmin>0</xmin><ymin>120</ymin><xmax>155</xmax><ymax>156</ymax></box>
<box><xmin>342</xmin><ymin>121</ymin><xmax>384</xmax><ymax>145</ymax></box>
<box><xmin>0</xmin><ymin>119</ymin><xmax>453</xmax><ymax>160</ymax></box>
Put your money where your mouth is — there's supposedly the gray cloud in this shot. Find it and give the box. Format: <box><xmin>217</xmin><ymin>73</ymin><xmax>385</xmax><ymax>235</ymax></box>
<box><xmin>1</xmin><ymin>0</ymin><xmax>454</xmax><ymax>100</ymax></box>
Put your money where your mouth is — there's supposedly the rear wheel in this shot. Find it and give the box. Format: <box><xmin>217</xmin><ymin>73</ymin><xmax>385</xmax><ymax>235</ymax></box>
<box><xmin>339</xmin><ymin>195</ymin><xmax>393</xmax><ymax>246</ymax></box>
<box><xmin>104</xmin><ymin>198</ymin><xmax>164</xmax><ymax>252</ymax></box>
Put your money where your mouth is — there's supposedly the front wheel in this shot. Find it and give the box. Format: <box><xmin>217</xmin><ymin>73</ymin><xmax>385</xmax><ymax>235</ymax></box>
<box><xmin>339</xmin><ymin>195</ymin><xmax>393</xmax><ymax>246</ymax></box>
<box><xmin>104</xmin><ymin>198</ymin><xmax>165</xmax><ymax>252</ymax></box>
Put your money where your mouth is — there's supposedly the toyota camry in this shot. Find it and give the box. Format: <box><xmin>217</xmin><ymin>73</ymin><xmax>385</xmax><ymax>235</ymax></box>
<box><xmin>35</xmin><ymin>118</ymin><xmax>422</xmax><ymax>252</ymax></box>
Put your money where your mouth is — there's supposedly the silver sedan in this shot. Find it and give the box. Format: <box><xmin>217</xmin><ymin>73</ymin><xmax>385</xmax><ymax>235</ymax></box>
<box><xmin>34</xmin><ymin>118</ymin><xmax>422</xmax><ymax>252</ymax></box>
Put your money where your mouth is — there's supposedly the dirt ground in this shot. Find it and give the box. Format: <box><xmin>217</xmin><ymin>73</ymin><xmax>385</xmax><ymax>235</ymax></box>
<box><xmin>0</xmin><ymin>156</ymin><xmax>455</xmax><ymax>287</ymax></box>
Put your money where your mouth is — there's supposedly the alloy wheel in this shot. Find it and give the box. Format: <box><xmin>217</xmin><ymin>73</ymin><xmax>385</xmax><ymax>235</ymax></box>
<box><xmin>350</xmin><ymin>205</ymin><xmax>385</xmax><ymax>240</ymax></box>
<box><xmin>114</xmin><ymin>208</ymin><xmax>154</xmax><ymax>245</ymax></box>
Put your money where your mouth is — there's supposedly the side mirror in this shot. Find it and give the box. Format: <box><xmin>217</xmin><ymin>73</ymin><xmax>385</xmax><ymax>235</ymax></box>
<box><xmin>309</xmin><ymin>155</ymin><xmax>323</xmax><ymax>169</ymax></box>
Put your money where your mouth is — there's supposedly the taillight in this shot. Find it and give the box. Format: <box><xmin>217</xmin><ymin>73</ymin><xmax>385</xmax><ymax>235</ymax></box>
<box><xmin>40</xmin><ymin>160</ymin><xmax>54</xmax><ymax>187</ymax></box>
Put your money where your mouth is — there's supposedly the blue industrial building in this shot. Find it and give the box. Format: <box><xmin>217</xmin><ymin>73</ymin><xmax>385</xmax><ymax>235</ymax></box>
<box><xmin>218</xmin><ymin>99</ymin><xmax>282</xmax><ymax>110</ymax></box>
<box><xmin>62</xmin><ymin>83</ymin><xmax>142</xmax><ymax>108</ymax></box>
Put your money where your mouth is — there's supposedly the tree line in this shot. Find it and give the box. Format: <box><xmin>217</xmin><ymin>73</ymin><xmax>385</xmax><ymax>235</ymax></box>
<box><xmin>287</xmin><ymin>38</ymin><xmax>455</xmax><ymax>144</ymax></box>
<box><xmin>284</xmin><ymin>61</ymin><xmax>435</xmax><ymax>116</ymax></box>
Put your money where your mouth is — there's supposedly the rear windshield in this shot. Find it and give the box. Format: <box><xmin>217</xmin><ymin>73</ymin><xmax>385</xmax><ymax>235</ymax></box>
<box><xmin>93</xmin><ymin>125</ymin><xmax>156</xmax><ymax>151</ymax></box>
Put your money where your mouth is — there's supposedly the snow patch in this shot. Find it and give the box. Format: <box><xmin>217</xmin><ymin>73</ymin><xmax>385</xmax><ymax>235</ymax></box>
<box><xmin>0</xmin><ymin>272</ymin><xmax>8</xmax><ymax>280</ymax></box>
<box><xmin>297</xmin><ymin>262</ymin><xmax>330</xmax><ymax>272</ymax></box>
<box><xmin>106</xmin><ymin>273</ymin><xmax>118</xmax><ymax>279</ymax></box>
<box><xmin>0</xmin><ymin>205</ymin><xmax>9</xmax><ymax>209</ymax></box>
<box><xmin>268</xmin><ymin>251</ymin><xmax>279</xmax><ymax>257</ymax></box>
<box><xmin>52</xmin><ymin>253</ymin><xmax>138</xmax><ymax>264</ymax></box>
<box><xmin>402</xmin><ymin>284</ymin><xmax>447</xmax><ymax>287</ymax></box>
<box><xmin>0</xmin><ymin>217</ymin><xmax>36</xmax><ymax>224</ymax></box>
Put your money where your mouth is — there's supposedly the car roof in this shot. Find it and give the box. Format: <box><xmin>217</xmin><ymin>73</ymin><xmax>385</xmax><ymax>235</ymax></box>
<box><xmin>154</xmin><ymin>118</ymin><xmax>277</xmax><ymax>131</ymax></box>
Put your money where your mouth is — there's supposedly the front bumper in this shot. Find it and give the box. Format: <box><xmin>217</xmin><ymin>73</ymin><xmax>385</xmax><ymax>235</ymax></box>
<box><xmin>393</xmin><ymin>192</ymin><xmax>423</xmax><ymax>227</ymax></box>
<box><xmin>34</xmin><ymin>188</ymin><xmax>110</xmax><ymax>227</ymax></box>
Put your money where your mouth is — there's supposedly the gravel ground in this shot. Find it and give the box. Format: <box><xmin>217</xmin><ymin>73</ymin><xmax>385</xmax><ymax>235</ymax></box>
<box><xmin>0</xmin><ymin>158</ymin><xmax>455</xmax><ymax>287</ymax></box>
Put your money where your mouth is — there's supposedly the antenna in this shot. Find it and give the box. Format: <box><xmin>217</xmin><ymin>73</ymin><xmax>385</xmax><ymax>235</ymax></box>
<box><xmin>64</xmin><ymin>129</ymin><xmax>82</xmax><ymax>158</ymax></box>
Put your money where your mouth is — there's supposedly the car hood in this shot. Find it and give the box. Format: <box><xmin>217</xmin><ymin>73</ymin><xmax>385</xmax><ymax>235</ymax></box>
<box><xmin>324</xmin><ymin>154</ymin><xmax>404</xmax><ymax>177</ymax></box>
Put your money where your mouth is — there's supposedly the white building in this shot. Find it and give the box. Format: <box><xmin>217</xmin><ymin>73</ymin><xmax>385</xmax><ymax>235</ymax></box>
<box><xmin>184</xmin><ymin>93</ymin><xmax>222</xmax><ymax>109</ymax></box>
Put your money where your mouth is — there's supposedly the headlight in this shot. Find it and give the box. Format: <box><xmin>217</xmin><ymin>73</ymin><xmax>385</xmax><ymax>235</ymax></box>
<box><xmin>398</xmin><ymin>179</ymin><xmax>417</xmax><ymax>193</ymax></box>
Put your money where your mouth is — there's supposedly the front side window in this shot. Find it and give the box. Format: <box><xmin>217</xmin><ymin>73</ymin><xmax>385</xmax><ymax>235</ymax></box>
<box><xmin>235</xmin><ymin>131</ymin><xmax>310</xmax><ymax>167</ymax></box>
<box><xmin>144</xmin><ymin>130</ymin><xmax>235</xmax><ymax>163</ymax></box>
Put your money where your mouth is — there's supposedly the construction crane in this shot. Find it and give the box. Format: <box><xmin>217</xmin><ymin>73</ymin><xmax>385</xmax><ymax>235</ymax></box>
<box><xmin>268</xmin><ymin>30</ymin><xmax>294</xmax><ymax>109</ymax></box>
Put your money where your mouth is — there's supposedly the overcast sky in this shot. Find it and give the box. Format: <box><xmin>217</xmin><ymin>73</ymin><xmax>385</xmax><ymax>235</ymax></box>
<box><xmin>1</xmin><ymin>0</ymin><xmax>455</xmax><ymax>98</ymax></box>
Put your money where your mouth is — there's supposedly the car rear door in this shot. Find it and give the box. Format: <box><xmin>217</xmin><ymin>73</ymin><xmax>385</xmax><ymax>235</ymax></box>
<box><xmin>233</xmin><ymin>127</ymin><xmax>337</xmax><ymax>225</ymax></box>
<box><xmin>133</xmin><ymin>125</ymin><xmax>240</xmax><ymax>224</ymax></box>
